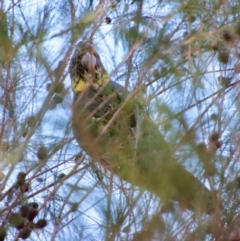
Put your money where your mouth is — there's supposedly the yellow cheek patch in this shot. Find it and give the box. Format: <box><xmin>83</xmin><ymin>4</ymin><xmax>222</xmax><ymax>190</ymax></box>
<box><xmin>72</xmin><ymin>77</ymin><xmax>87</xmax><ymax>93</ymax></box>
<box><xmin>96</xmin><ymin>73</ymin><xmax>110</xmax><ymax>87</ymax></box>
<box><xmin>97</xmin><ymin>79</ymin><xmax>102</xmax><ymax>86</ymax></box>
<box><xmin>71</xmin><ymin>71</ymin><xmax>110</xmax><ymax>93</ymax></box>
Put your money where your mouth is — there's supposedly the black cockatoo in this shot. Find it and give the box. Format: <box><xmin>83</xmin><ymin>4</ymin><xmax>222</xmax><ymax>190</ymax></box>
<box><xmin>69</xmin><ymin>41</ymin><xmax>213</xmax><ymax>214</ymax></box>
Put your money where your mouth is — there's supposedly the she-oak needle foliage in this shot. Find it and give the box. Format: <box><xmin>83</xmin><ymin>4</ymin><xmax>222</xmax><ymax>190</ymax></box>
<box><xmin>0</xmin><ymin>0</ymin><xmax>240</xmax><ymax>240</ymax></box>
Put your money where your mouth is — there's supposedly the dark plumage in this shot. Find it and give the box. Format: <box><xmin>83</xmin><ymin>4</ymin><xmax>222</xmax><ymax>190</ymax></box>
<box><xmin>70</xmin><ymin>41</ymin><xmax>214</xmax><ymax>214</ymax></box>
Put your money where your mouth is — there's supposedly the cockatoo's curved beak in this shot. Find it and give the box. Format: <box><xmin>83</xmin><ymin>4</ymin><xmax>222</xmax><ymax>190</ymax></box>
<box><xmin>81</xmin><ymin>52</ymin><xmax>97</xmax><ymax>70</ymax></box>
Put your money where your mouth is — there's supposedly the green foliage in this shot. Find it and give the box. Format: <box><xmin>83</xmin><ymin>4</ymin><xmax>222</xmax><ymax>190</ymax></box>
<box><xmin>0</xmin><ymin>0</ymin><xmax>240</xmax><ymax>240</ymax></box>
